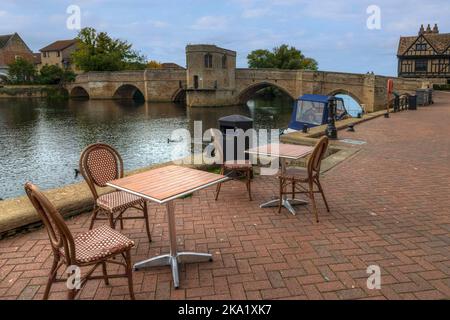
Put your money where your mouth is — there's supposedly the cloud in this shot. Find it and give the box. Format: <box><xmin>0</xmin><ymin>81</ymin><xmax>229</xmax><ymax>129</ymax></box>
<box><xmin>191</xmin><ymin>16</ymin><xmax>229</xmax><ymax>30</ymax></box>
<box><xmin>242</xmin><ymin>8</ymin><xmax>270</xmax><ymax>19</ymax></box>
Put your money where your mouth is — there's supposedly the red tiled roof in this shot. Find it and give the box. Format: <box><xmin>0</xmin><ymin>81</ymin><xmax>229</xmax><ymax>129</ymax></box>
<box><xmin>40</xmin><ymin>39</ymin><xmax>78</xmax><ymax>52</ymax></box>
<box><xmin>398</xmin><ymin>32</ymin><xmax>450</xmax><ymax>56</ymax></box>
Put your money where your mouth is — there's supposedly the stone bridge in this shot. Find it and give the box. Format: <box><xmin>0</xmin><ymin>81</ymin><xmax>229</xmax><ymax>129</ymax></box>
<box><xmin>66</xmin><ymin>44</ymin><xmax>428</xmax><ymax>113</ymax></box>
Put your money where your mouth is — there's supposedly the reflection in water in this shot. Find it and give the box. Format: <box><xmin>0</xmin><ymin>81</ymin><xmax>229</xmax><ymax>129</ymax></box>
<box><xmin>0</xmin><ymin>96</ymin><xmax>292</xmax><ymax>199</ymax></box>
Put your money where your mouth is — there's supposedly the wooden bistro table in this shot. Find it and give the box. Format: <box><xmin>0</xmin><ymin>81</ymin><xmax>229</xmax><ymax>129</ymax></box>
<box><xmin>107</xmin><ymin>165</ymin><xmax>228</xmax><ymax>288</ymax></box>
<box><xmin>246</xmin><ymin>143</ymin><xmax>314</xmax><ymax>215</ymax></box>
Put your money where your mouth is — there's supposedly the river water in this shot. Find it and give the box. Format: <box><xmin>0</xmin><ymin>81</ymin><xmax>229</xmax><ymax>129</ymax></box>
<box><xmin>0</xmin><ymin>96</ymin><xmax>293</xmax><ymax>199</ymax></box>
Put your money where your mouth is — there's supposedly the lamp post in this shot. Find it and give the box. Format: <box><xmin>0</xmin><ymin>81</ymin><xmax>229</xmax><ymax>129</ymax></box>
<box><xmin>326</xmin><ymin>96</ymin><xmax>338</xmax><ymax>140</ymax></box>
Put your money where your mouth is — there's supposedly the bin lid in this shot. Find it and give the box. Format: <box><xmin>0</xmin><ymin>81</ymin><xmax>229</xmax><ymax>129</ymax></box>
<box><xmin>218</xmin><ymin>114</ymin><xmax>253</xmax><ymax>127</ymax></box>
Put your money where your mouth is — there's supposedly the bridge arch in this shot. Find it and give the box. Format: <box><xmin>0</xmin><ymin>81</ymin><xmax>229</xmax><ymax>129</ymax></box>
<box><xmin>113</xmin><ymin>84</ymin><xmax>145</xmax><ymax>100</ymax></box>
<box><xmin>327</xmin><ymin>89</ymin><xmax>363</xmax><ymax>105</ymax></box>
<box><xmin>238</xmin><ymin>81</ymin><xmax>296</xmax><ymax>104</ymax></box>
<box><xmin>70</xmin><ymin>86</ymin><xmax>90</xmax><ymax>99</ymax></box>
<box><xmin>172</xmin><ymin>88</ymin><xmax>186</xmax><ymax>103</ymax></box>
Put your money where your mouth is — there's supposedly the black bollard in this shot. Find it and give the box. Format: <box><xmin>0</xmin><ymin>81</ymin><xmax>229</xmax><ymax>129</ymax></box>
<box><xmin>302</xmin><ymin>124</ymin><xmax>308</xmax><ymax>134</ymax></box>
<box><xmin>326</xmin><ymin>97</ymin><xmax>338</xmax><ymax>140</ymax></box>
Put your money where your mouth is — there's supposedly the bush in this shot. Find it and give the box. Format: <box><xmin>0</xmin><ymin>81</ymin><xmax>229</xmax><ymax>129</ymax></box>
<box><xmin>7</xmin><ymin>57</ymin><xmax>37</xmax><ymax>84</ymax></box>
<box><xmin>38</xmin><ymin>65</ymin><xmax>76</xmax><ymax>85</ymax></box>
<box><xmin>433</xmin><ymin>84</ymin><xmax>450</xmax><ymax>91</ymax></box>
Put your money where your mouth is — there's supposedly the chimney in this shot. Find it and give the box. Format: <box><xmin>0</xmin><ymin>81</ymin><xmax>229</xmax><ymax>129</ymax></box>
<box><xmin>419</xmin><ymin>24</ymin><xmax>425</xmax><ymax>35</ymax></box>
<box><xmin>433</xmin><ymin>24</ymin><xmax>439</xmax><ymax>34</ymax></box>
<box><xmin>426</xmin><ymin>24</ymin><xmax>432</xmax><ymax>33</ymax></box>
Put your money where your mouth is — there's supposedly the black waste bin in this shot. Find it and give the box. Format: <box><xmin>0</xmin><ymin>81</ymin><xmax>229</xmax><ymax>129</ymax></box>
<box><xmin>416</xmin><ymin>89</ymin><xmax>429</xmax><ymax>106</ymax></box>
<box><xmin>393</xmin><ymin>92</ymin><xmax>400</xmax><ymax>112</ymax></box>
<box><xmin>218</xmin><ymin>115</ymin><xmax>253</xmax><ymax>162</ymax></box>
<box><xmin>408</xmin><ymin>95</ymin><xmax>417</xmax><ymax>110</ymax></box>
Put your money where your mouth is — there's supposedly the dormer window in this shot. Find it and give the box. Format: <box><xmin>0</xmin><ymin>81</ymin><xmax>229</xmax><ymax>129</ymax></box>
<box><xmin>204</xmin><ymin>53</ymin><xmax>213</xmax><ymax>68</ymax></box>
<box><xmin>416</xmin><ymin>43</ymin><xmax>427</xmax><ymax>51</ymax></box>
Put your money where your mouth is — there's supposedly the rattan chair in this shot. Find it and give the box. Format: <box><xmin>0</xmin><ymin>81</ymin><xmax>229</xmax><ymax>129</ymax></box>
<box><xmin>79</xmin><ymin>143</ymin><xmax>152</xmax><ymax>242</ymax></box>
<box><xmin>278</xmin><ymin>136</ymin><xmax>330</xmax><ymax>222</ymax></box>
<box><xmin>210</xmin><ymin>129</ymin><xmax>253</xmax><ymax>201</ymax></box>
<box><xmin>24</xmin><ymin>182</ymin><xmax>135</xmax><ymax>300</ymax></box>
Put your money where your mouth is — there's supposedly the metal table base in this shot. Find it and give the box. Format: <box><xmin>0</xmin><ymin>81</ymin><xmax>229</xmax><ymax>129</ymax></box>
<box><xmin>261</xmin><ymin>197</ymin><xmax>308</xmax><ymax>216</ymax></box>
<box><xmin>260</xmin><ymin>157</ymin><xmax>309</xmax><ymax>216</ymax></box>
<box><xmin>133</xmin><ymin>201</ymin><xmax>212</xmax><ymax>289</ymax></box>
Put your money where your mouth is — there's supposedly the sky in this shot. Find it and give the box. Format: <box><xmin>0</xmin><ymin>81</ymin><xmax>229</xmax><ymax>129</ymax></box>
<box><xmin>1</xmin><ymin>0</ymin><xmax>449</xmax><ymax>76</ymax></box>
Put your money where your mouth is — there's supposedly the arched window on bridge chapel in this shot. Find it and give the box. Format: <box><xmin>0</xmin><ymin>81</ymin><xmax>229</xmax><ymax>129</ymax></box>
<box><xmin>204</xmin><ymin>53</ymin><xmax>213</xmax><ymax>68</ymax></box>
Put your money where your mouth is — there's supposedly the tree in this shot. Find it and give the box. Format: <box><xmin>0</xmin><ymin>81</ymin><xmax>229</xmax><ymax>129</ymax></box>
<box><xmin>38</xmin><ymin>65</ymin><xmax>76</xmax><ymax>85</ymax></box>
<box><xmin>72</xmin><ymin>27</ymin><xmax>146</xmax><ymax>72</ymax></box>
<box><xmin>147</xmin><ymin>60</ymin><xmax>162</xmax><ymax>69</ymax></box>
<box><xmin>247</xmin><ymin>45</ymin><xmax>318</xmax><ymax>70</ymax></box>
<box><xmin>7</xmin><ymin>57</ymin><xmax>37</xmax><ymax>84</ymax></box>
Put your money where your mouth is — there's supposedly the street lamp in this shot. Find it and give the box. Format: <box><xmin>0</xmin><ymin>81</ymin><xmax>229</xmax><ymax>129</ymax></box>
<box><xmin>326</xmin><ymin>96</ymin><xmax>338</xmax><ymax>139</ymax></box>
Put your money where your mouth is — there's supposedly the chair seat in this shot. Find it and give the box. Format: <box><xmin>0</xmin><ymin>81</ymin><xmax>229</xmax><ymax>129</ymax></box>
<box><xmin>279</xmin><ymin>167</ymin><xmax>310</xmax><ymax>182</ymax></box>
<box><xmin>69</xmin><ymin>225</ymin><xmax>135</xmax><ymax>264</ymax></box>
<box><xmin>224</xmin><ymin>160</ymin><xmax>253</xmax><ymax>169</ymax></box>
<box><xmin>97</xmin><ymin>191</ymin><xmax>143</xmax><ymax>212</ymax></box>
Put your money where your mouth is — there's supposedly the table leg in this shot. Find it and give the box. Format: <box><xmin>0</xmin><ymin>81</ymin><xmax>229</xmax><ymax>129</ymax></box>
<box><xmin>133</xmin><ymin>200</ymin><xmax>212</xmax><ymax>289</ymax></box>
<box><xmin>260</xmin><ymin>157</ymin><xmax>308</xmax><ymax>215</ymax></box>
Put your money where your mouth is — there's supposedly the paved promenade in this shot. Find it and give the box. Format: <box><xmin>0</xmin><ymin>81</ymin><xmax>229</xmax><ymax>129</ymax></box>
<box><xmin>1</xmin><ymin>92</ymin><xmax>449</xmax><ymax>300</ymax></box>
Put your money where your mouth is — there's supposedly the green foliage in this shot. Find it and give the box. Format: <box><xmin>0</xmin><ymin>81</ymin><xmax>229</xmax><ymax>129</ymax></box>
<box><xmin>38</xmin><ymin>65</ymin><xmax>76</xmax><ymax>85</ymax></box>
<box><xmin>433</xmin><ymin>84</ymin><xmax>450</xmax><ymax>91</ymax></box>
<box><xmin>7</xmin><ymin>57</ymin><xmax>37</xmax><ymax>84</ymax></box>
<box><xmin>147</xmin><ymin>60</ymin><xmax>162</xmax><ymax>69</ymax></box>
<box><xmin>247</xmin><ymin>44</ymin><xmax>318</xmax><ymax>70</ymax></box>
<box><xmin>72</xmin><ymin>27</ymin><xmax>146</xmax><ymax>71</ymax></box>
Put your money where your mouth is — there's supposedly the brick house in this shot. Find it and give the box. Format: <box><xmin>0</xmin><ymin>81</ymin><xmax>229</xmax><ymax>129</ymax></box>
<box><xmin>398</xmin><ymin>24</ymin><xmax>450</xmax><ymax>81</ymax></box>
<box><xmin>39</xmin><ymin>39</ymin><xmax>79</xmax><ymax>72</ymax></box>
<box><xmin>0</xmin><ymin>33</ymin><xmax>34</xmax><ymax>76</ymax></box>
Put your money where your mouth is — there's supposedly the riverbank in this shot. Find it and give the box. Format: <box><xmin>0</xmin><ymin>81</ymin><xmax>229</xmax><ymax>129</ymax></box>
<box><xmin>3</xmin><ymin>93</ymin><xmax>443</xmax><ymax>237</ymax></box>
<box><xmin>0</xmin><ymin>85</ymin><xmax>68</xmax><ymax>99</ymax></box>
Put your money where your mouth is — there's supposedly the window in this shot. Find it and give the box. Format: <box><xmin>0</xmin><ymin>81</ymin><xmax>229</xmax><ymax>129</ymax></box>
<box><xmin>193</xmin><ymin>75</ymin><xmax>199</xmax><ymax>89</ymax></box>
<box><xmin>336</xmin><ymin>100</ymin><xmax>346</xmax><ymax>118</ymax></box>
<box><xmin>57</xmin><ymin>51</ymin><xmax>60</xmax><ymax>57</ymax></box>
<box><xmin>222</xmin><ymin>55</ymin><xmax>227</xmax><ymax>69</ymax></box>
<box><xmin>204</xmin><ymin>53</ymin><xmax>213</xmax><ymax>68</ymax></box>
<box><xmin>296</xmin><ymin>101</ymin><xmax>325</xmax><ymax>125</ymax></box>
<box><xmin>415</xmin><ymin>59</ymin><xmax>428</xmax><ymax>72</ymax></box>
<box><xmin>43</xmin><ymin>52</ymin><xmax>47</xmax><ymax>58</ymax></box>
<box><xmin>415</xmin><ymin>43</ymin><xmax>427</xmax><ymax>51</ymax></box>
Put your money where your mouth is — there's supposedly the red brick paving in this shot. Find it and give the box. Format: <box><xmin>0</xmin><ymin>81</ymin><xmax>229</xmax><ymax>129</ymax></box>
<box><xmin>1</xmin><ymin>92</ymin><xmax>449</xmax><ymax>300</ymax></box>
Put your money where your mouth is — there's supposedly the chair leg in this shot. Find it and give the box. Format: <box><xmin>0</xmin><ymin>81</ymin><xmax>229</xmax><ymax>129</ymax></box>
<box><xmin>102</xmin><ymin>262</ymin><xmax>109</xmax><ymax>285</ymax></box>
<box><xmin>309</xmin><ymin>182</ymin><xmax>319</xmax><ymax>223</ymax></box>
<box><xmin>43</xmin><ymin>256</ymin><xmax>59</xmax><ymax>300</ymax></box>
<box><xmin>89</xmin><ymin>207</ymin><xmax>99</xmax><ymax>230</ymax></box>
<box><xmin>215</xmin><ymin>167</ymin><xmax>225</xmax><ymax>201</ymax></box>
<box><xmin>125</xmin><ymin>250</ymin><xmax>135</xmax><ymax>300</ymax></box>
<box><xmin>143</xmin><ymin>201</ymin><xmax>152</xmax><ymax>243</ymax></box>
<box><xmin>108</xmin><ymin>212</ymin><xmax>115</xmax><ymax>229</ymax></box>
<box><xmin>292</xmin><ymin>181</ymin><xmax>296</xmax><ymax>199</ymax></box>
<box><xmin>119</xmin><ymin>214</ymin><xmax>124</xmax><ymax>230</ymax></box>
<box><xmin>316</xmin><ymin>180</ymin><xmax>330</xmax><ymax>212</ymax></box>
